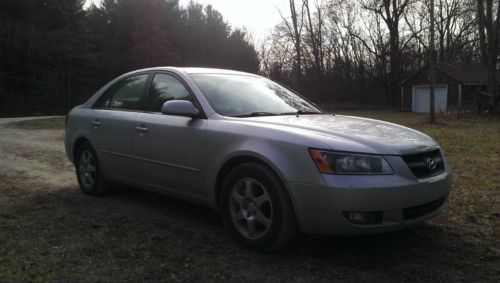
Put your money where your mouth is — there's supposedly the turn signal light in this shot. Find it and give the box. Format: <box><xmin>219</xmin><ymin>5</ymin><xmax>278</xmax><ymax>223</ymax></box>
<box><xmin>309</xmin><ymin>149</ymin><xmax>333</xmax><ymax>173</ymax></box>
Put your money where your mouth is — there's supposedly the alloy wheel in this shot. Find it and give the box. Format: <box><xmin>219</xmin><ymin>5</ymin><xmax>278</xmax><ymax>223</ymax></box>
<box><xmin>79</xmin><ymin>150</ymin><xmax>97</xmax><ymax>189</ymax></box>
<box><xmin>229</xmin><ymin>177</ymin><xmax>273</xmax><ymax>239</ymax></box>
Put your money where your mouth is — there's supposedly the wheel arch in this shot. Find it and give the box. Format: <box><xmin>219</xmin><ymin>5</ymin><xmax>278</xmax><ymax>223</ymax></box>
<box><xmin>213</xmin><ymin>152</ymin><xmax>290</xmax><ymax>210</ymax></box>
<box><xmin>72</xmin><ymin>136</ymin><xmax>91</xmax><ymax>162</ymax></box>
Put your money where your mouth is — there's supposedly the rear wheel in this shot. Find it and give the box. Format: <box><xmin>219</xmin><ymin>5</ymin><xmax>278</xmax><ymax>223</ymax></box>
<box><xmin>75</xmin><ymin>142</ymin><xmax>111</xmax><ymax>195</ymax></box>
<box><xmin>220</xmin><ymin>163</ymin><xmax>297</xmax><ymax>252</ymax></box>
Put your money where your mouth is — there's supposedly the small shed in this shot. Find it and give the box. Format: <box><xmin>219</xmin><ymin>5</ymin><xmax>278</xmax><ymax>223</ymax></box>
<box><xmin>400</xmin><ymin>63</ymin><xmax>496</xmax><ymax>112</ymax></box>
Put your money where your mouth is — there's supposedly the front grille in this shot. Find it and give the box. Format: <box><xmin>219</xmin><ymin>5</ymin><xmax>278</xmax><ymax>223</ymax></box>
<box><xmin>403</xmin><ymin>197</ymin><xmax>446</xmax><ymax>220</ymax></box>
<box><xmin>402</xmin><ymin>149</ymin><xmax>444</xmax><ymax>179</ymax></box>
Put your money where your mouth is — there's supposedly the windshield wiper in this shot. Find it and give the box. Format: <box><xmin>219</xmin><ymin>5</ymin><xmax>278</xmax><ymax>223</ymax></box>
<box><xmin>232</xmin><ymin>110</ymin><xmax>325</xmax><ymax>118</ymax></box>
<box><xmin>279</xmin><ymin>110</ymin><xmax>323</xmax><ymax>115</ymax></box>
<box><xmin>232</xmin><ymin>112</ymin><xmax>278</xmax><ymax>118</ymax></box>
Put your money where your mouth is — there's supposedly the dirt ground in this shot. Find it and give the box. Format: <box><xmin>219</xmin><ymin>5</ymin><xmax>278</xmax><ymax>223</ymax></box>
<box><xmin>0</xmin><ymin>114</ymin><xmax>498</xmax><ymax>282</ymax></box>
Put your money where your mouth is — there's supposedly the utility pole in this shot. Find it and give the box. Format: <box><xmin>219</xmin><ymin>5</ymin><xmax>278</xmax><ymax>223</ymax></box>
<box><xmin>429</xmin><ymin>0</ymin><xmax>436</xmax><ymax>123</ymax></box>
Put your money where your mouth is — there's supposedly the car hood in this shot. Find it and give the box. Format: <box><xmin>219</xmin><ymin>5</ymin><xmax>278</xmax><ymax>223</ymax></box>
<box><xmin>239</xmin><ymin>114</ymin><xmax>437</xmax><ymax>155</ymax></box>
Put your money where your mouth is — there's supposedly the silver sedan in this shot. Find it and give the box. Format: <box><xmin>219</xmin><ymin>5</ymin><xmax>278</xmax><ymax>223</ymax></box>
<box><xmin>65</xmin><ymin>67</ymin><xmax>452</xmax><ymax>251</ymax></box>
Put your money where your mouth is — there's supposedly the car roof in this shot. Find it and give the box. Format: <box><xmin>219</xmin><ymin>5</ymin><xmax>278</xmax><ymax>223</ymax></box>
<box><xmin>129</xmin><ymin>66</ymin><xmax>259</xmax><ymax>77</ymax></box>
<box><xmin>182</xmin><ymin>67</ymin><xmax>258</xmax><ymax>76</ymax></box>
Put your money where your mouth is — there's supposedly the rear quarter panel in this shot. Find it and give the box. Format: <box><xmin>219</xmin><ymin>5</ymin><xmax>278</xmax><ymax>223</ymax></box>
<box><xmin>65</xmin><ymin>106</ymin><xmax>95</xmax><ymax>163</ymax></box>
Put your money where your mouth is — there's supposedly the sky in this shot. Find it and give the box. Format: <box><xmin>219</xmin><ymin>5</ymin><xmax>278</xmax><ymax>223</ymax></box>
<box><xmin>84</xmin><ymin>0</ymin><xmax>288</xmax><ymax>45</ymax></box>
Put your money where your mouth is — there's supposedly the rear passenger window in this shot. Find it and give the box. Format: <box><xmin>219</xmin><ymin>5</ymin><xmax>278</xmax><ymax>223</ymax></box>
<box><xmin>110</xmin><ymin>75</ymin><xmax>148</xmax><ymax>110</ymax></box>
<box><xmin>146</xmin><ymin>73</ymin><xmax>192</xmax><ymax>112</ymax></box>
<box><xmin>94</xmin><ymin>74</ymin><xmax>148</xmax><ymax>110</ymax></box>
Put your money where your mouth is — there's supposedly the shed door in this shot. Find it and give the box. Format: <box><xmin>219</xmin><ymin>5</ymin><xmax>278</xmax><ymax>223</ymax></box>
<box><xmin>412</xmin><ymin>85</ymin><xmax>448</xmax><ymax>113</ymax></box>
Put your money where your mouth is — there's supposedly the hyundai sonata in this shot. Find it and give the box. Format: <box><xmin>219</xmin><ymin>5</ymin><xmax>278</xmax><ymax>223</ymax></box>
<box><xmin>65</xmin><ymin>67</ymin><xmax>452</xmax><ymax>251</ymax></box>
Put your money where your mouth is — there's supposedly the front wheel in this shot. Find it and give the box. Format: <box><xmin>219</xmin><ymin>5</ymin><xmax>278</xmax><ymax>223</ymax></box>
<box><xmin>75</xmin><ymin>142</ymin><xmax>111</xmax><ymax>195</ymax></box>
<box><xmin>220</xmin><ymin>163</ymin><xmax>297</xmax><ymax>252</ymax></box>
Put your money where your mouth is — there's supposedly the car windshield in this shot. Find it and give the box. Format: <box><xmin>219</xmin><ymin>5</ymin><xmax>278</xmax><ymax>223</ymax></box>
<box><xmin>190</xmin><ymin>74</ymin><xmax>323</xmax><ymax>117</ymax></box>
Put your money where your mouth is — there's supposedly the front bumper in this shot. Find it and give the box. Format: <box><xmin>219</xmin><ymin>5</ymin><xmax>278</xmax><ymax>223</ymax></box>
<box><xmin>287</xmin><ymin>169</ymin><xmax>452</xmax><ymax>235</ymax></box>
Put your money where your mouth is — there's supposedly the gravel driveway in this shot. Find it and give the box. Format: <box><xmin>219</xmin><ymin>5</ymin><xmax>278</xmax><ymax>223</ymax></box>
<box><xmin>0</xmin><ymin>116</ymin><xmax>73</xmax><ymax>186</ymax></box>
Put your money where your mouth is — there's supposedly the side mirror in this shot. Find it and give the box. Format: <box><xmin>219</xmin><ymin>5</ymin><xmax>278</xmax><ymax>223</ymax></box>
<box><xmin>161</xmin><ymin>100</ymin><xmax>200</xmax><ymax>118</ymax></box>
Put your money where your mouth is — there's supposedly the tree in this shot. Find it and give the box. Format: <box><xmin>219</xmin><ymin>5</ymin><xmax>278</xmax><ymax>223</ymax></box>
<box><xmin>225</xmin><ymin>29</ymin><xmax>260</xmax><ymax>73</ymax></box>
<box><xmin>129</xmin><ymin>0</ymin><xmax>180</xmax><ymax>69</ymax></box>
<box><xmin>476</xmin><ymin>0</ymin><xmax>500</xmax><ymax>112</ymax></box>
<box><xmin>361</xmin><ymin>0</ymin><xmax>414</xmax><ymax>106</ymax></box>
<box><xmin>429</xmin><ymin>0</ymin><xmax>436</xmax><ymax>123</ymax></box>
<box><xmin>0</xmin><ymin>0</ymin><xmax>260</xmax><ymax>116</ymax></box>
<box><xmin>0</xmin><ymin>0</ymin><xmax>93</xmax><ymax>115</ymax></box>
<box><xmin>279</xmin><ymin>0</ymin><xmax>304</xmax><ymax>90</ymax></box>
<box><xmin>303</xmin><ymin>0</ymin><xmax>326</xmax><ymax>100</ymax></box>
<box><xmin>89</xmin><ymin>0</ymin><xmax>259</xmax><ymax>75</ymax></box>
<box><xmin>263</xmin><ymin>0</ymin><xmax>494</xmax><ymax>111</ymax></box>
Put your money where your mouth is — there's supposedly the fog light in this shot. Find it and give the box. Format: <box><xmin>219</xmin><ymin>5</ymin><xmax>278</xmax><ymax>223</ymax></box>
<box><xmin>343</xmin><ymin>211</ymin><xmax>383</xmax><ymax>225</ymax></box>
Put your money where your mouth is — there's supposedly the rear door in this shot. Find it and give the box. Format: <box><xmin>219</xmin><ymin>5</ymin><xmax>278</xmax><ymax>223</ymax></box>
<box><xmin>131</xmin><ymin>72</ymin><xmax>207</xmax><ymax>198</ymax></box>
<box><xmin>90</xmin><ymin>73</ymin><xmax>150</xmax><ymax>179</ymax></box>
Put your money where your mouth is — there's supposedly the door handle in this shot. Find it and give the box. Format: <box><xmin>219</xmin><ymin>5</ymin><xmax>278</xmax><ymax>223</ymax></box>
<box><xmin>92</xmin><ymin>119</ymin><xmax>101</xmax><ymax>128</ymax></box>
<box><xmin>136</xmin><ymin>124</ymin><xmax>148</xmax><ymax>134</ymax></box>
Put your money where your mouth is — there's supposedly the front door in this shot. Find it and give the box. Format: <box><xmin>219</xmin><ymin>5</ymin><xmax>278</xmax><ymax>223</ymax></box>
<box><xmin>132</xmin><ymin>73</ymin><xmax>207</xmax><ymax>198</ymax></box>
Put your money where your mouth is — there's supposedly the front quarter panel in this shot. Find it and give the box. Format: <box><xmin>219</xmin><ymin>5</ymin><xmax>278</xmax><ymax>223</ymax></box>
<box><xmin>205</xmin><ymin>119</ymin><xmax>328</xmax><ymax>205</ymax></box>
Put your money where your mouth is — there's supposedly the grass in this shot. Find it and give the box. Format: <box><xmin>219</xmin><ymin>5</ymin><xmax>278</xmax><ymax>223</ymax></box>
<box><xmin>0</xmin><ymin>112</ymin><xmax>499</xmax><ymax>282</ymax></box>
<box><xmin>5</xmin><ymin>117</ymin><xmax>65</xmax><ymax>130</ymax></box>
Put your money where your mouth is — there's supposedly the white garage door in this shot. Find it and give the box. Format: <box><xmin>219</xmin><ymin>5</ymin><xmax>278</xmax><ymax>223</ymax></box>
<box><xmin>412</xmin><ymin>85</ymin><xmax>448</xmax><ymax>113</ymax></box>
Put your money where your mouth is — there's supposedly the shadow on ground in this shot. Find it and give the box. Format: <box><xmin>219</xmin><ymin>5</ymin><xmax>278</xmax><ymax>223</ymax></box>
<box><xmin>2</xmin><ymin>182</ymin><xmax>495</xmax><ymax>282</ymax></box>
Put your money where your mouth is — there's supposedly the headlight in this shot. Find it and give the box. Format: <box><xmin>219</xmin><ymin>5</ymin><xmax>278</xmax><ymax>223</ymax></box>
<box><xmin>309</xmin><ymin>149</ymin><xmax>393</xmax><ymax>175</ymax></box>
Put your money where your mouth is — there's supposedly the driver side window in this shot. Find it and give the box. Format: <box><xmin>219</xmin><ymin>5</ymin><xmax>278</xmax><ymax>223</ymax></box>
<box><xmin>146</xmin><ymin>73</ymin><xmax>192</xmax><ymax>112</ymax></box>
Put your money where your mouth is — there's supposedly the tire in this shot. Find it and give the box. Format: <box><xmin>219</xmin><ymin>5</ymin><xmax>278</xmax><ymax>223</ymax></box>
<box><xmin>74</xmin><ymin>142</ymin><xmax>111</xmax><ymax>196</ymax></box>
<box><xmin>220</xmin><ymin>162</ymin><xmax>297</xmax><ymax>252</ymax></box>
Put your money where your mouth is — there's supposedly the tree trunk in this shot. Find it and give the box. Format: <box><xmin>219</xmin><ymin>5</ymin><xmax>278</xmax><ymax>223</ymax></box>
<box><xmin>477</xmin><ymin>0</ymin><xmax>488</xmax><ymax>66</ymax></box>
<box><xmin>304</xmin><ymin>0</ymin><xmax>325</xmax><ymax>100</ymax></box>
<box><xmin>389</xmin><ymin>25</ymin><xmax>400</xmax><ymax>106</ymax></box>
<box><xmin>429</xmin><ymin>0</ymin><xmax>436</xmax><ymax>123</ymax></box>
<box><xmin>479</xmin><ymin>0</ymin><xmax>500</xmax><ymax>112</ymax></box>
<box><xmin>289</xmin><ymin>0</ymin><xmax>302</xmax><ymax>90</ymax></box>
<box><xmin>438</xmin><ymin>0</ymin><xmax>445</xmax><ymax>62</ymax></box>
<box><xmin>486</xmin><ymin>37</ymin><xmax>498</xmax><ymax>111</ymax></box>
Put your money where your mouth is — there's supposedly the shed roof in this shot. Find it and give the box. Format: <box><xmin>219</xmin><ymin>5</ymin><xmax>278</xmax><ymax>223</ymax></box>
<box><xmin>401</xmin><ymin>62</ymin><xmax>499</xmax><ymax>86</ymax></box>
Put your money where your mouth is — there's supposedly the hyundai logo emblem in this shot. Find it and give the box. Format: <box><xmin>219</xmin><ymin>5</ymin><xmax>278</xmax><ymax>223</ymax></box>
<box><xmin>425</xmin><ymin>158</ymin><xmax>437</xmax><ymax>170</ymax></box>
